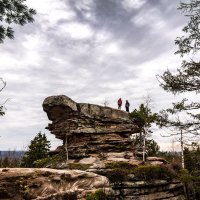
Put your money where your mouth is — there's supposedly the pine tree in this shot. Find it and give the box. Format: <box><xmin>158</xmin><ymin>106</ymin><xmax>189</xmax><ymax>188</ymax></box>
<box><xmin>0</xmin><ymin>0</ymin><xmax>36</xmax><ymax>42</ymax></box>
<box><xmin>129</xmin><ymin>103</ymin><xmax>157</xmax><ymax>133</ymax></box>
<box><xmin>184</xmin><ymin>142</ymin><xmax>200</xmax><ymax>172</ymax></box>
<box><xmin>21</xmin><ymin>132</ymin><xmax>51</xmax><ymax>167</ymax></box>
<box><xmin>158</xmin><ymin>0</ymin><xmax>200</xmax><ymax>134</ymax></box>
<box><xmin>129</xmin><ymin>101</ymin><xmax>158</xmax><ymax>161</ymax></box>
<box><xmin>157</xmin><ymin>0</ymin><xmax>200</xmax><ymax>170</ymax></box>
<box><xmin>132</xmin><ymin>135</ymin><xmax>160</xmax><ymax>156</ymax></box>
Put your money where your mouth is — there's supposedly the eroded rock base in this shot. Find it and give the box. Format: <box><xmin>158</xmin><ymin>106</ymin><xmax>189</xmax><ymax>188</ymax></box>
<box><xmin>0</xmin><ymin>168</ymin><xmax>109</xmax><ymax>200</ymax></box>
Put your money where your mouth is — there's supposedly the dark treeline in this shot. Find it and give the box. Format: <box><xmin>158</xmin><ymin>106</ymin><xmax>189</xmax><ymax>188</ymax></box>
<box><xmin>0</xmin><ymin>150</ymin><xmax>24</xmax><ymax>167</ymax></box>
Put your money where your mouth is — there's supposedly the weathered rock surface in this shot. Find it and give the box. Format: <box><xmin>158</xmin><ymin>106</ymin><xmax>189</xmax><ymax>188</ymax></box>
<box><xmin>0</xmin><ymin>168</ymin><xmax>186</xmax><ymax>200</ymax></box>
<box><xmin>43</xmin><ymin>95</ymin><xmax>139</xmax><ymax>159</ymax></box>
<box><xmin>0</xmin><ymin>168</ymin><xmax>110</xmax><ymax>200</ymax></box>
<box><xmin>111</xmin><ymin>180</ymin><xmax>185</xmax><ymax>200</ymax></box>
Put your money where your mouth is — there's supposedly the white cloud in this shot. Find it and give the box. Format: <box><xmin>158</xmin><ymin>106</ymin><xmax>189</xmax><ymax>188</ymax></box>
<box><xmin>122</xmin><ymin>0</ymin><xmax>146</xmax><ymax>10</ymax></box>
<box><xmin>0</xmin><ymin>54</ymin><xmax>18</xmax><ymax>69</ymax></box>
<box><xmin>105</xmin><ymin>42</ymin><xmax>121</xmax><ymax>54</ymax></box>
<box><xmin>59</xmin><ymin>22</ymin><xmax>94</xmax><ymax>39</ymax></box>
<box><xmin>3</xmin><ymin>73</ymin><xmax>31</xmax><ymax>83</ymax></box>
<box><xmin>95</xmin><ymin>30</ymin><xmax>112</xmax><ymax>44</ymax></box>
<box><xmin>22</xmin><ymin>35</ymin><xmax>42</xmax><ymax>50</ymax></box>
<box><xmin>77</xmin><ymin>68</ymin><xmax>92</xmax><ymax>78</ymax></box>
<box><xmin>27</xmin><ymin>0</ymin><xmax>75</xmax><ymax>26</ymax></box>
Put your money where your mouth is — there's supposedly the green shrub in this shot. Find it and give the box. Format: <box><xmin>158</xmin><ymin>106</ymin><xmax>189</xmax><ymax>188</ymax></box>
<box><xmin>191</xmin><ymin>170</ymin><xmax>200</xmax><ymax>177</ymax></box>
<box><xmin>34</xmin><ymin>152</ymin><xmax>67</xmax><ymax>168</ymax></box>
<box><xmin>105</xmin><ymin>161</ymin><xmax>136</xmax><ymax>173</ymax></box>
<box><xmin>133</xmin><ymin>164</ymin><xmax>176</xmax><ymax>181</ymax></box>
<box><xmin>105</xmin><ymin>161</ymin><xmax>136</xmax><ymax>185</ymax></box>
<box><xmin>179</xmin><ymin>169</ymin><xmax>193</xmax><ymax>183</ymax></box>
<box><xmin>34</xmin><ymin>157</ymin><xmax>52</xmax><ymax>168</ymax></box>
<box><xmin>106</xmin><ymin>169</ymin><xmax>128</xmax><ymax>185</ymax></box>
<box><xmin>179</xmin><ymin>169</ymin><xmax>200</xmax><ymax>198</ymax></box>
<box><xmin>68</xmin><ymin>163</ymin><xmax>91</xmax><ymax>170</ymax></box>
<box><xmin>86</xmin><ymin>189</ymin><xmax>108</xmax><ymax>200</ymax></box>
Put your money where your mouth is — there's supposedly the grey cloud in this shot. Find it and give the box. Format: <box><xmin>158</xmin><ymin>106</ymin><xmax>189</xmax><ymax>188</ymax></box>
<box><xmin>0</xmin><ymin>0</ymin><xmax>188</xmax><ymax>150</ymax></box>
<box><xmin>58</xmin><ymin>0</ymin><xmax>185</xmax><ymax>66</ymax></box>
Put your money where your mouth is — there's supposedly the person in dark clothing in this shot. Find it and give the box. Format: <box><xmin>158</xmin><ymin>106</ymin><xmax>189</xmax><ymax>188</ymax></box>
<box><xmin>118</xmin><ymin>98</ymin><xmax>122</xmax><ymax>110</ymax></box>
<box><xmin>125</xmin><ymin>100</ymin><xmax>130</xmax><ymax>112</ymax></box>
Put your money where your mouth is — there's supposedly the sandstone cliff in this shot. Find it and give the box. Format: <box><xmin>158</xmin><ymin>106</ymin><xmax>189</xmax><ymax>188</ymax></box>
<box><xmin>41</xmin><ymin>95</ymin><xmax>186</xmax><ymax>200</ymax></box>
<box><xmin>43</xmin><ymin>95</ymin><xmax>139</xmax><ymax>159</ymax></box>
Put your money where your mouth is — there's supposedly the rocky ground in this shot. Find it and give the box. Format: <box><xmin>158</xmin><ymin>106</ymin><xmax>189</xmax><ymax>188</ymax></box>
<box><xmin>0</xmin><ymin>167</ymin><xmax>186</xmax><ymax>200</ymax></box>
<box><xmin>0</xmin><ymin>168</ymin><xmax>110</xmax><ymax>200</ymax></box>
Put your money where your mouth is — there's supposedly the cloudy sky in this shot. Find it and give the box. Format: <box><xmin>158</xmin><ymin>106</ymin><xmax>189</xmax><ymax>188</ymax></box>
<box><xmin>0</xmin><ymin>0</ymin><xmax>189</xmax><ymax>151</ymax></box>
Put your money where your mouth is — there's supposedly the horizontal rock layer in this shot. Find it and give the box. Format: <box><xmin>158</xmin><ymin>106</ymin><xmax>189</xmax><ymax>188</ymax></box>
<box><xmin>111</xmin><ymin>180</ymin><xmax>185</xmax><ymax>200</ymax></box>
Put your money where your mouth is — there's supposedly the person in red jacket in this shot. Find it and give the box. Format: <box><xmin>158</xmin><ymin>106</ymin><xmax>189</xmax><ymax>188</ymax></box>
<box><xmin>118</xmin><ymin>98</ymin><xmax>122</xmax><ymax>110</ymax></box>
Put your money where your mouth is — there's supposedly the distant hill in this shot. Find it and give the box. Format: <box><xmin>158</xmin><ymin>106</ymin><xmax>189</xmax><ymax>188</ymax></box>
<box><xmin>0</xmin><ymin>151</ymin><xmax>25</xmax><ymax>159</ymax></box>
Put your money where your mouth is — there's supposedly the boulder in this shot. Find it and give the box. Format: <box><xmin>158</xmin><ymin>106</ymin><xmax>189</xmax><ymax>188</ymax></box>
<box><xmin>0</xmin><ymin>168</ymin><xmax>110</xmax><ymax>200</ymax></box>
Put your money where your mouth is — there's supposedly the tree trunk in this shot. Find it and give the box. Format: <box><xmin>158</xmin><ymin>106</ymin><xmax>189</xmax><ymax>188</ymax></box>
<box><xmin>65</xmin><ymin>134</ymin><xmax>69</xmax><ymax>161</ymax></box>
<box><xmin>181</xmin><ymin>129</ymin><xmax>185</xmax><ymax>169</ymax></box>
<box><xmin>143</xmin><ymin>129</ymin><xmax>146</xmax><ymax>162</ymax></box>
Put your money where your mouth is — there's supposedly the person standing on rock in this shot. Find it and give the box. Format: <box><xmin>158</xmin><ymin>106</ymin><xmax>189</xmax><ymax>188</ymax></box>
<box><xmin>125</xmin><ymin>100</ymin><xmax>130</xmax><ymax>112</ymax></box>
<box><xmin>118</xmin><ymin>98</ymin><xmax>122</xmax><ymax>110</ymax></box>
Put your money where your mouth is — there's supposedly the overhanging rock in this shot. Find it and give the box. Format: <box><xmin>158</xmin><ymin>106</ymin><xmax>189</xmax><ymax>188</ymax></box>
<box><xmin>43</xmin><ymin>95</ymin><xmax>139</xmax><ymax>159</ymax></box>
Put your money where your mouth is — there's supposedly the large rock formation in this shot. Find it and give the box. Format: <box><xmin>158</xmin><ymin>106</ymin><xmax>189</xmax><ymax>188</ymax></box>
<box><xmin>43</xmin><ymin>95</ymin><xmax>139</xmax><ymax>159</ymax></box>
<box><xmin>41</xmin><ymin>95</ymin><xmax>186</xmax><ymax>200</ymax></box>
